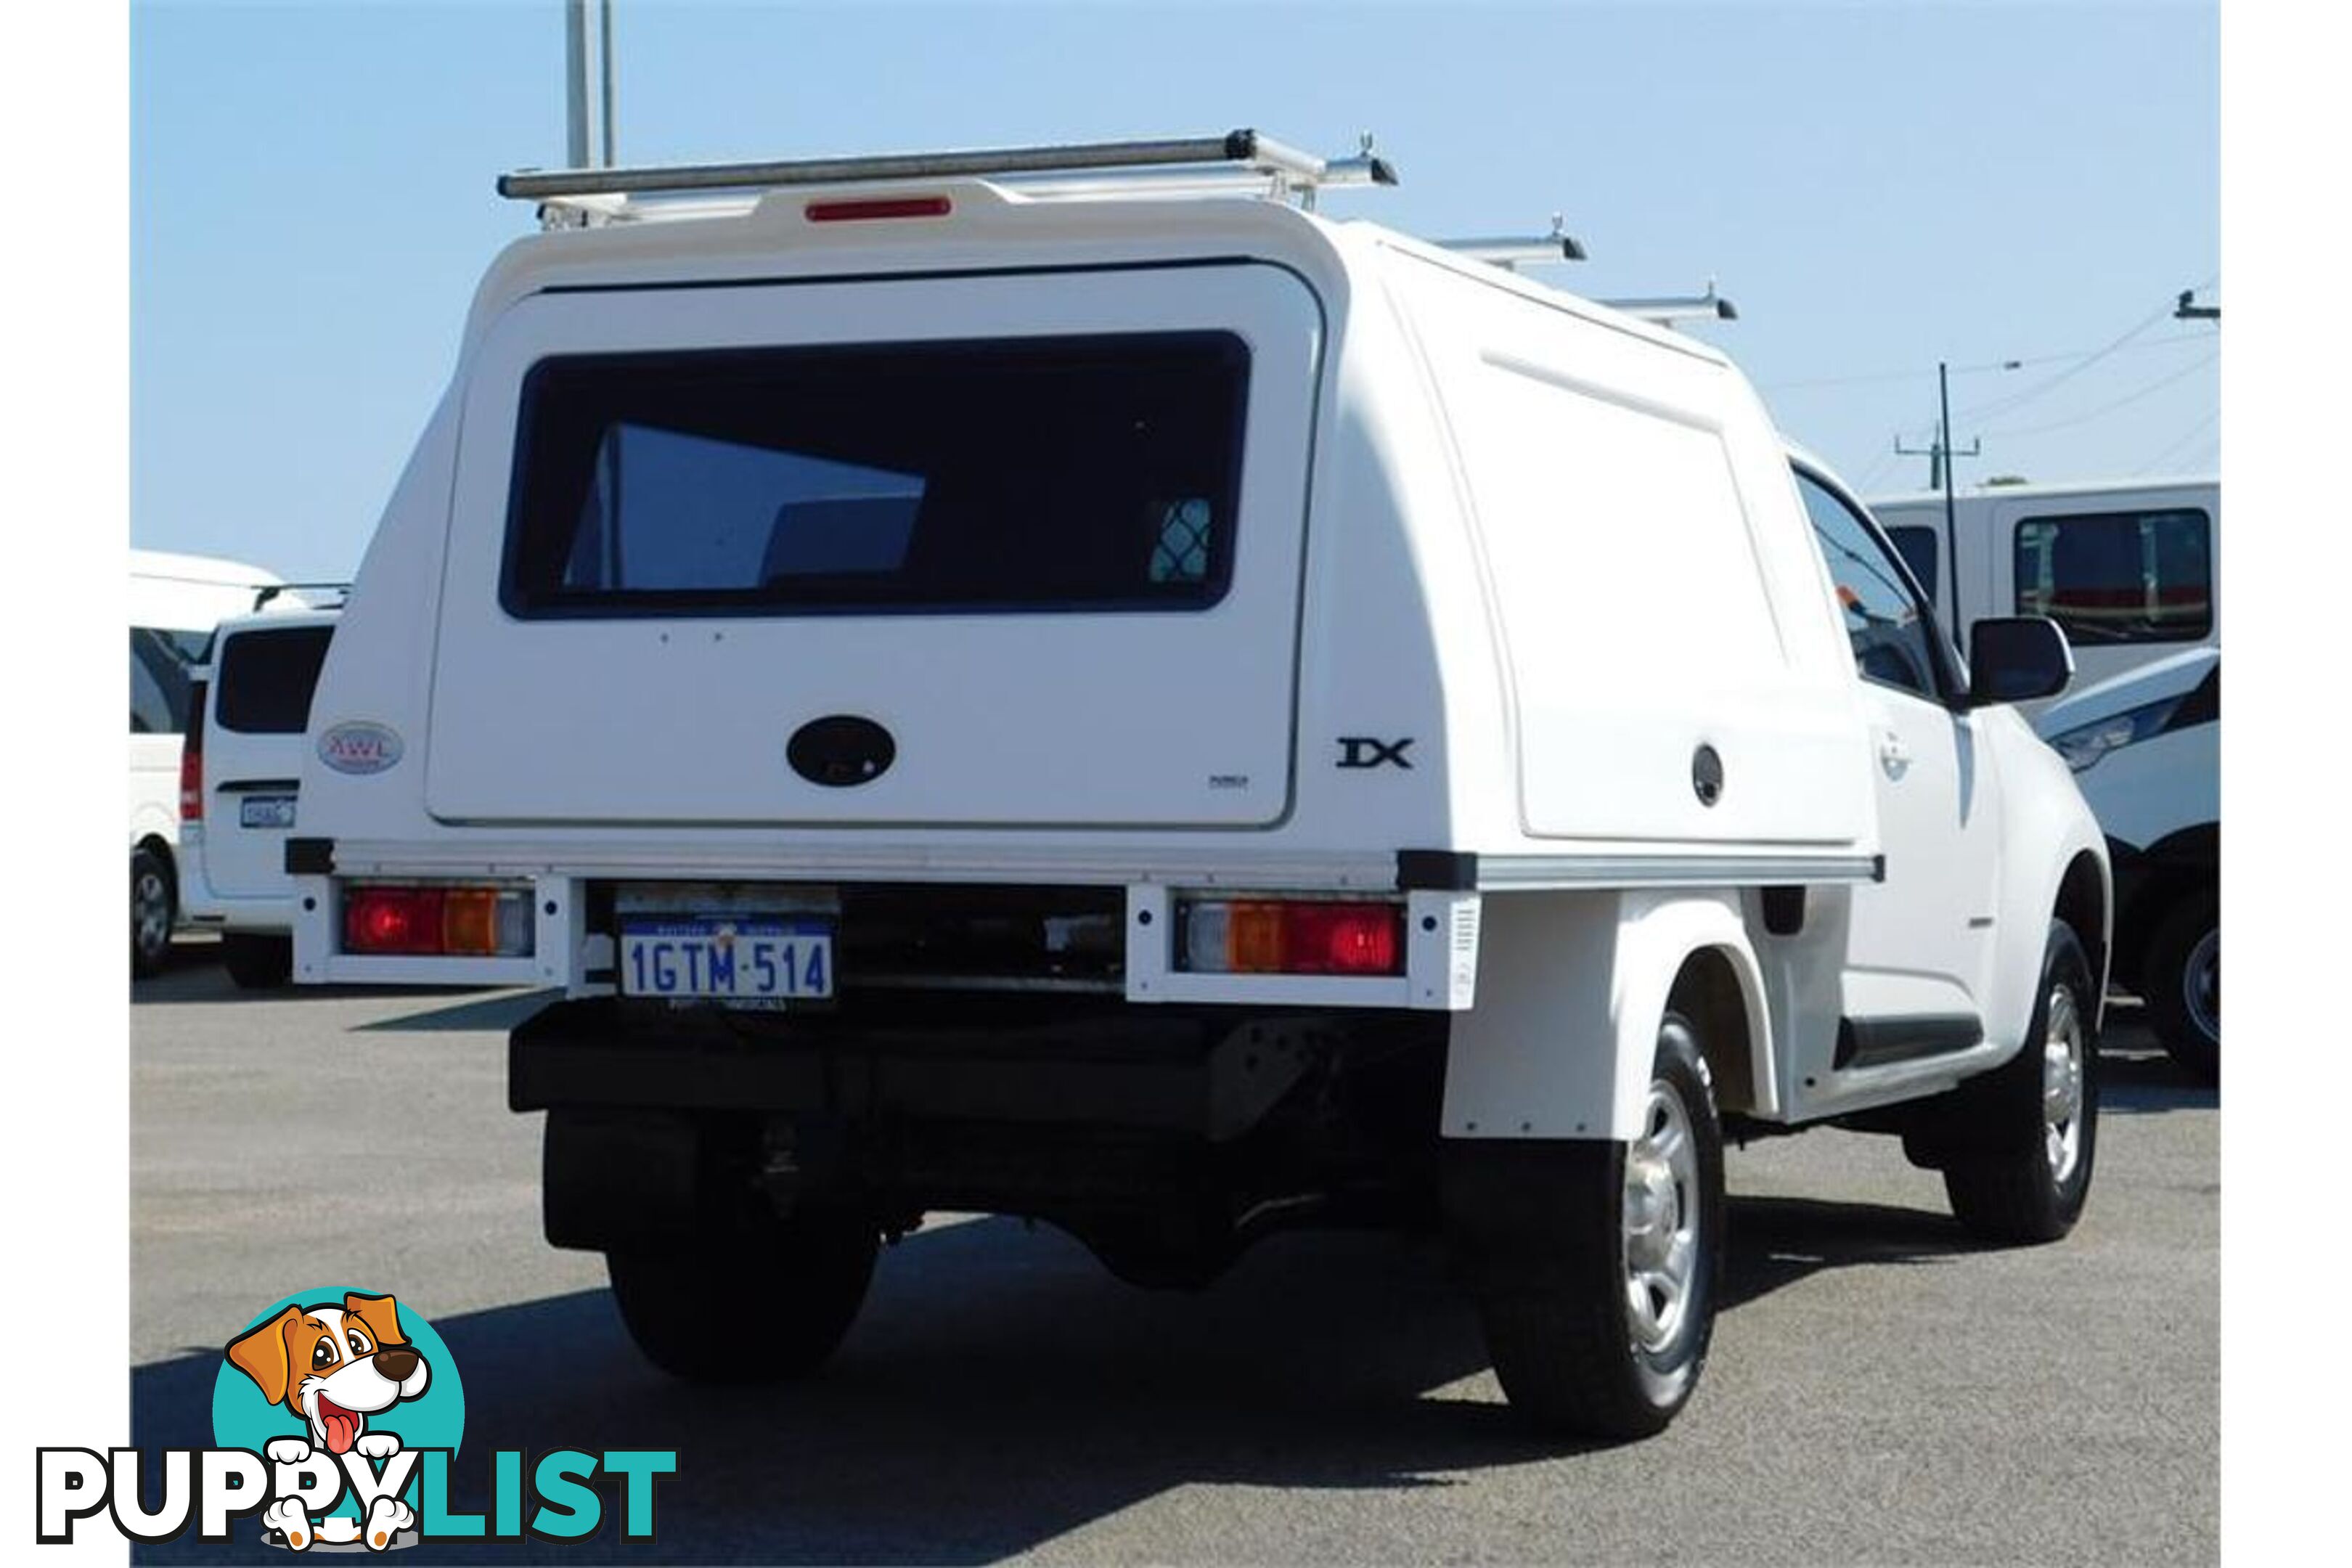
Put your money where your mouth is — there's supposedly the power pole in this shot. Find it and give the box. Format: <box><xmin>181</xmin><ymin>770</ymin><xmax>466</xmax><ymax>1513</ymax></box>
<box><xmin>1892</xmin><ymin>361</ymin><xmax>1980</xmax><ymax>630</ymax></box>
<box><xmin>564</xmin><ymin>0</ymin><xmax>589</xmax><ymax>168</ymax></box>
<box><xmin>599</xmin><ymin>0</ymin><xmax>618</xmax><ymax>167</ymax></box>
<box><xmin>564</xmin><ymin>0</ymin><xmax>618</xmax><ymax>169</ymax></box>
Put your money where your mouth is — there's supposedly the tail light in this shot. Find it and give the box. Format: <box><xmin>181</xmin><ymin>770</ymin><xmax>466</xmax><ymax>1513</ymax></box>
<box><xmin>178</xmin><ymin>679</ymin><xmax>208</xmax><ymax>822</ymax></box>
<box><xmin>343</xmin><ymin>884</ymin><xmax>534</xmax><ymax>957</ymax></box>
<box><xmin>1177</xmin><ymin>898</ymin><xmax>1403</xmax><ymax>976</ymax></box>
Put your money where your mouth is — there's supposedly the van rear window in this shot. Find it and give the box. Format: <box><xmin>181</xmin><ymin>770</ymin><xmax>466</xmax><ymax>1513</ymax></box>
<box><xmin>216</xmin><ymin>625</ymin><xmax>333</xmax><ymax>734</ymax></box>
<box><xmin>502</xmin><ymin>332</ymin><xmax>1249</xmax><ymax>617</ymax></box>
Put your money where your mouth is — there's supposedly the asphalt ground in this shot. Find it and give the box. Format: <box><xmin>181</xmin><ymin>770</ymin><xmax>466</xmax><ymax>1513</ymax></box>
<box><xmin>129</xmin><ymin>939</ymin><xmax>2218</xmax><ymax>1564</ymax></box>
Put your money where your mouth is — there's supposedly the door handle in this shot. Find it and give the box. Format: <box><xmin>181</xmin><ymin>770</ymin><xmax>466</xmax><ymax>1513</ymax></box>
<box><xmin>1878</xmin><ymin>733</ymin><xmax>1913</xmax><ymax>777</ymax></box>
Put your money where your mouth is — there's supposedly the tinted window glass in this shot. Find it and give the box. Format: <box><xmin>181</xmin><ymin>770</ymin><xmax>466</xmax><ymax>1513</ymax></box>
<box><xmin>130</xmin><ymin>627</ymin><xmax>210</xmax><ymax>735</ymax></box>
<box><xmin>216</xmin><ymin>625</ymin><xmax>334</xmax><ymax>734</ymax></box>
<box><xmin>505</xmin><ymin>333</ymin><xmax>1249</xmax><ymax>616</ymax></box>
<box><xmin>2014</xmin><ymin>508</ymin><xmax>2212</xmax><ymax>642</ymax></box>
<box><xmin>1793</xmin><ymin>472</ymin><xmax>1942</xmax><ymax>699</ymax></box>
<box><xmin>1887</xmin><ymin>526</ymin><xmax>1940</xmax><ymax>601</ymax></box>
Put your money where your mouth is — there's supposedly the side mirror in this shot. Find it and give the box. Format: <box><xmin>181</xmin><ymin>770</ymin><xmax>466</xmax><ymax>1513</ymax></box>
<box><xmin>1968</xmin><ymin>616</ymin><xmax>2074</xmax><ymax>706</ymax></box>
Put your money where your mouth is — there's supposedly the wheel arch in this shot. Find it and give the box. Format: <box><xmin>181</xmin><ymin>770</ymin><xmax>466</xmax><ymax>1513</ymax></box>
<box><xmin>1442</xmin><ymin>889</ymin><xmax>1776</xmax><ymax>1143</ymax></box>
<box><xmin>1665</xmin><ymin>944</ymin><xmax>1768</xmax><ymax>1122</ymax></box>
<box><xmin>2054</xmin><ymin>849</ymin><xmax>2109</xmax><ymax>1007</ymax></box>
<box><xmin>1985</xmin><ymin>832</ymin><xmax>2111</xmax><ymax>1059</ymax></box>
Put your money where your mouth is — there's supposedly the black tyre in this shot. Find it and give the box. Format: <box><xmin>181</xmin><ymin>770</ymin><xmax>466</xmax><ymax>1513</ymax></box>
<box><xmin>2141</xmin><ymin>891</ymin><xmax>2218</xmax><ymax>1083</ymax></box>
<box><xmin>607</xmin><ymin>1205</ymin><xmax>878</xmax><ymax>1384</ymax></box>
<box><xmin>1446</xmin><ymin>1012</ymin><xmax>1725</xmax><ymax>1440</ymax></box>
<box><xmin>131</xmin><ymin>847</ymin><xmax>175</xmax><ymax>978</ymax></box>
<box><xmin>221</xmin><ymin>931</ymin><xmax>294</xmax><ymax>990</ymax></box>
<box><xmin>1942</xmin><ymin>921</ymin><xmax>2099</xmax><ymax>1244</ymax></box>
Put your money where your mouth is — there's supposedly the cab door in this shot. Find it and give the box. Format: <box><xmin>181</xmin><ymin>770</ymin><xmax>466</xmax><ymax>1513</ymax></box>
<box><xmin>1793</xmin><ymin>467</ymin><xmax>2002</xmax><ymax>1055</ymax></box>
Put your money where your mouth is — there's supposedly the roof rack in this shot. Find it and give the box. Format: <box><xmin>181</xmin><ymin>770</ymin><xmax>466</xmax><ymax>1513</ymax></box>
<box><xmin>500</xmin><ymin>129</ymin><xmax>1398</xmax><ymax>223</ymax></box>
<box><xmin>1596</xmin><ymin>281</ymin><xmax>1740</xmax><ymax>325</ymax></box>
<box><xmin>253</xmin><ymin>581</ymin><xmax>351</xmax><ymax>612</ymax></box>
<box><xmin>1440</xmin><ymin>215</ymin><xmax>1589</xmax><ymax>269</ymax></box>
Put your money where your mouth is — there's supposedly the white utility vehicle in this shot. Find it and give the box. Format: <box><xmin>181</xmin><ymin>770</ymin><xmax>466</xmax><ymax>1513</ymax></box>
<box><xmin>290</xmin><ymin>133</ymin><xmax>2110</xmax><ymax>1438</ymax></box>
<box><xmin>129</xmin><ymin>549</ymin><xmax>282</xmax><ymax>975</ymax></box>
<box><xmin>2037</xmin><ymin>648</ymin><xmax>2218</xmax><ymax>1078</ymax></box>
<box><xmin>179</xmin><ymin>598</ymin><xmax>343</xmax><ymax>989</ymax></box>
<box><xmin>1866</xmin><ymin>478</ymin><xmax>2217</xmax><ymax>702</ymax></box>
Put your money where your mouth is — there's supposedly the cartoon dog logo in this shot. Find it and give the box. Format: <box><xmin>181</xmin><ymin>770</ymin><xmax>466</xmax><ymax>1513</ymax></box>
<box><xmin>226</xmin><ymin>1291</ymin><xmax>429</xmax><ymax>1551</ymax></box>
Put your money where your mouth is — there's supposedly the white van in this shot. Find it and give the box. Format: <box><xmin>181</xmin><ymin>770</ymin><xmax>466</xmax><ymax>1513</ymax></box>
<box><xmin>287</xmin><ymin>133</ymin><xmax>2109</xmax><ymax>1438</ymax></box>
<box><xmin>178</xmin><ymin>603</ymin><xmax>341</xmax><ymax>988</ymax></box>
<box><xmin>1866</xmin><ymin>478</ymin><xmax>2217</xmax><ymax>701</ymax></box>
<box><xmin>129</xmin><ymin>549</ymin><xmax>282</xmax><ymax>975</ymax></box>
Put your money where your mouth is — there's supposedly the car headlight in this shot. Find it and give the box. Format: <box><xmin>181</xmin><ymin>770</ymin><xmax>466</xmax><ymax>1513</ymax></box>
<box><xmin>2044</xmin><ymin>695</ymin><xmax>2184</xmax><ymax>772</ymax></box>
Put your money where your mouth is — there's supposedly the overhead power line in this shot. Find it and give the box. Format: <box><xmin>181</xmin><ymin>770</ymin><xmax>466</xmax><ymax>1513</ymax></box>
<box><xmin>1979</xmin><ymin>352</ymin><xmax>2218</xmax><ymax>441</ymax></box>
<box><xmin>1951</xmin><ymin>274</ymin><xmax>2216</xmax><ymax>426</ymax></box>
<box><xmin>1760</xmin><ymin>330</ymin><xmax>2213</xmax><ymax>395</ymax></box>
<box><xmin>2132</xmin><ymin>408</ymin><xmax>2221</xmax><ymax>475</ymax></box>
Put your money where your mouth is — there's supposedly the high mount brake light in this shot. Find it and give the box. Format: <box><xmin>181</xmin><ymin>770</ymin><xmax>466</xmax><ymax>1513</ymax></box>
<box><xmin>804</xmin><ymin>195</ymin><xmax>953</xmax><ymax>223</ymax></box>
<box><xmin>343</xmin><ymin>885</ymin><xmax>534</xmax><ymax>957</ymax></box>
<box><xmin>1177</xmin><ymin>898</ymin><xmax>1404</xmax><ymax>976</ymax></box>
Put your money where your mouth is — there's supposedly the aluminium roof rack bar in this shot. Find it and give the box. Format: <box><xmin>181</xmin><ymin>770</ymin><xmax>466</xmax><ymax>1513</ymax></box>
<box><xmin>1598</xmin><ymin>282</ymin><xmax>1739</xmax><ymax>324</ymax></box>
<box><xmin>498</xmin><ymin>128</ymin><xmax>1397</xmax><ymax>203</ymax></box>
<box><xmin>1441</xmin><ymin>215</ymin><xmax>1588</xmax><ymax>269</ymax></box>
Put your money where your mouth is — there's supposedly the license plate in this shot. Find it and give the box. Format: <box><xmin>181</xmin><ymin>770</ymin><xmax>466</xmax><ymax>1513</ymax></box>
<box><xmin>239</xmin><ymin>795</ymin><xmax>296</xmax><ymax>830</ymax></box>
<box><xmin>619</xmin><ymin>917</ymin><xmax>834</xmax><ymax>1003</ymax></box>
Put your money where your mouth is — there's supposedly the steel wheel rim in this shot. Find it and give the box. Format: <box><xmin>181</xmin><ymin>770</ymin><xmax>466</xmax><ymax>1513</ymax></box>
<box><xmin>2041</xmin><ymin>984</ymin><xmax>2086</xmax><ymax>1185</ymax></box>
<box><xmin>2182</xmin><ymin>928</ymin><xmax>2218</xmax><ymax>1045</ymax></box>
<box><xmin>134</xmin><ymin>868</ymin><xmax>172</xmax><ymax>955</ymax></box>
<box><xmin>1622</xmin><ymin>1077</ymin><xmax>1699</xmax><ymax>1354</ymax></box>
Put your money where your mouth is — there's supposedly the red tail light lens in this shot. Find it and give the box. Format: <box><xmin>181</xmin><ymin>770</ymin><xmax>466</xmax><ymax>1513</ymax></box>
<box><xmin>342</xmin><ymin>884</ymin><xmax>535</xmax><ymax>957</ymax></box>
<box><xmin>1177</xmin><ymin>898</ymin><xmax>1405</xmax><ymax>976</ymax></box>
<box><xmin>179</xmin><ymin>679</ymin><xmax>208</xmax><ymax>822</ymax></box>
<box><xmin>345</xmin><ymin>886</ymin><xmax>442</xmax><ymax>955</ymax></box>
<box><xmin>1290</xmin><ymin>903</ymin><xmax>1402</xmax><ymax>975</ymax></box>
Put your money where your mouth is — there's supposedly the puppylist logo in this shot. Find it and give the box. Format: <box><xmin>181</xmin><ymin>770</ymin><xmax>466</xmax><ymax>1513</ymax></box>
<box><xmin>37</xmin><ymin>1288</ymin><xmax>675</xmax><ymax>1550</ymax></box>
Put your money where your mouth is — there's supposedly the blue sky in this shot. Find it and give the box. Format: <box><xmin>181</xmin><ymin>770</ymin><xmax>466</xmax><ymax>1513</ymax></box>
<box><xmin>131</xmin><ymin>1</ymin><xmax>2218</xmax><ymax>580</ymax></box>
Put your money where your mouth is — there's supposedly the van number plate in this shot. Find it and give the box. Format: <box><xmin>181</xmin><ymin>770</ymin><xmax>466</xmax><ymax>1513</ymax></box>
<box><xmin>239</xmin><ymin>795</ymin><xmax>296</xmax><ymax>830</ymax></box>
<box><xmin>619</xmin><ymin>918</ymin><xmax>834</xmax><ymax>1002</ymax></box>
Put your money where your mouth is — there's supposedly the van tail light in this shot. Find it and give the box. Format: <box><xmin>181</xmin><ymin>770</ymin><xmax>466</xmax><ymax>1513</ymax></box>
<box><xmin>1177</xmin><ymin>898</ymin><xmax>1403</xmax><ymax>976</ymax></box>
<box><xmin>179</xmin><ymin>680</ymin><xmax>208</xmax><ymax>822</ymax></box>
<box><xmin>343</xmin><ymin>884</ymin><xmax>534</xmax><ymax>957</ymax></box>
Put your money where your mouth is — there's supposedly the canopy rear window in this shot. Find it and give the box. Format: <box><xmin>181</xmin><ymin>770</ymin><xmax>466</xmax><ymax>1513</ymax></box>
<box><xmin>216</xmin><ymin>624</ymin><xmax>334</xmax><ymax>735</ymax></box>
<box><xmin>503</xmin><ymin>332</ymin><xmax>1249</xmax><ymax>617</ymax></box>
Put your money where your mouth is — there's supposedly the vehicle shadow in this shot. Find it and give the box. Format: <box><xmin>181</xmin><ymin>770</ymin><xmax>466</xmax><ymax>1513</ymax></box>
<box><xmin>130</xmin><ymin>952</ymin><xmax>510</xmax><ymax>1010</ymax></box>
<box><xmin>2096</xmin><ymin>1009</ymin><xmax>2220</xmax><ymax>1115</ymax></box>
<box><xmin>131</xmin><ymin>1191</ymin><xmax>1985</xmax><ymax>1563</ymax></box>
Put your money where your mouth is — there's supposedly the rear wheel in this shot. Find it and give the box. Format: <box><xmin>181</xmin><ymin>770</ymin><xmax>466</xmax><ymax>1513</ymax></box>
<box><xmin>221</xmin><ymin>932</ymin><xmax>293</xmax><ymax>990</ymax></box>
<box><xmin>1943</xmin><ymin>921</ymin><xmax>2099</xmax><ymax>1244</ymax></box>
<box><xmin>2142</xmin><ymin>891</ymin><xmax>2218</xmax><ymax>1082</ymax></box>
<box><xmin>607</xmin><ymin>1204</ymin><xmax>878</xmax><ymax>1384</ymax></box>
<box><xmin>1447</xmin><ymin>1012</ymin><xmax>1725</xmax><ymax>1440</ymax></box>
<box><xmin>131</xmin><ymin>848</ymin><xmax>175</xmax><ymax>978</ymax></box>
